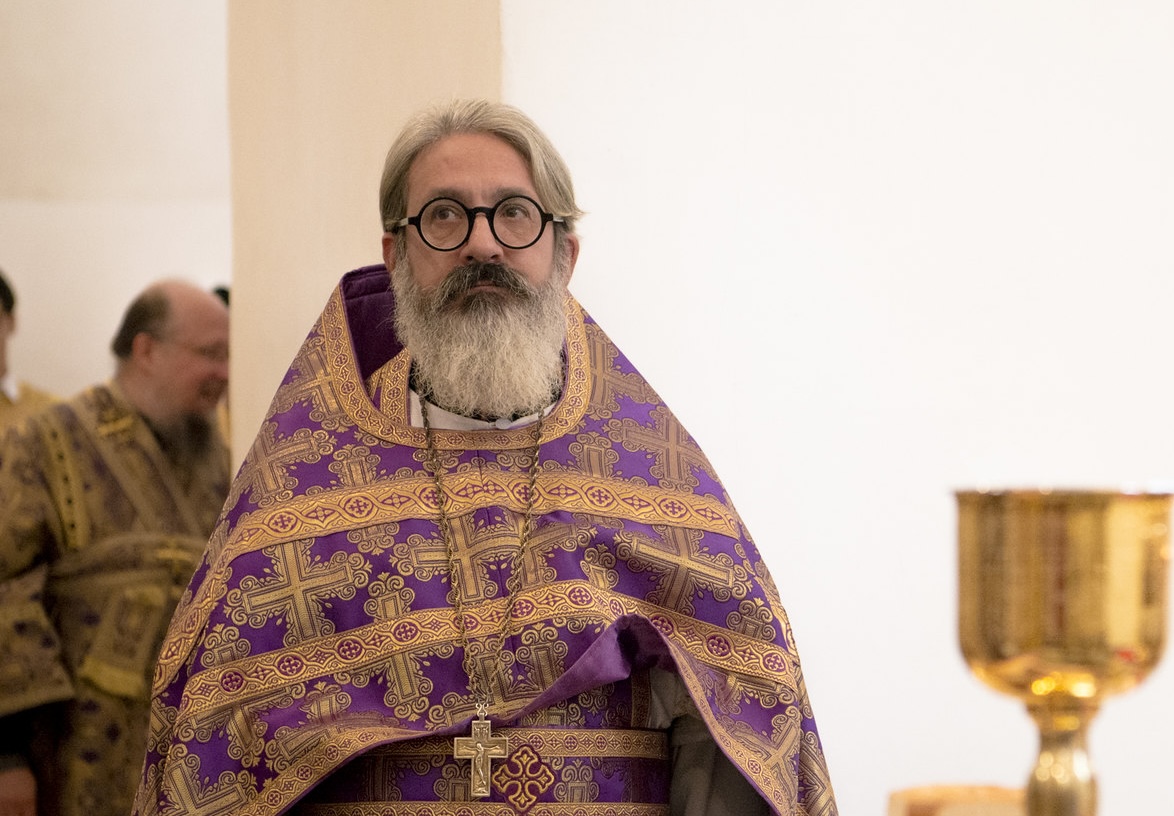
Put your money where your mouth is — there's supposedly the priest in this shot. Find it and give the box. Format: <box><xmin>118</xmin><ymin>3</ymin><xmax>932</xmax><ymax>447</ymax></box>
<box><xmin>134</xmin><ymin>100</ymin><xmax>837</xmax><ymax>816</ymax></box>
<box><xmin>0</xmin><ymin>280</ymin><xmax>232</xmax><ymax>816</ymax></box>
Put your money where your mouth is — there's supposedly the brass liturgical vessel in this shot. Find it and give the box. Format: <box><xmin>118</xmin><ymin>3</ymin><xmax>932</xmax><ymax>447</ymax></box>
<box><xmin>957</xmin><ymin>489</ymin><xmax>1171</xmax><ymax>816</ymax></box>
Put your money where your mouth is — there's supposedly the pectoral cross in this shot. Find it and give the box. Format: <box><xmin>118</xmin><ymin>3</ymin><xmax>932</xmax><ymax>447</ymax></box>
<box><xmin>453</xmin><ymin>711</ymin><xmax>509</xmax><ymax>798</ymax></box>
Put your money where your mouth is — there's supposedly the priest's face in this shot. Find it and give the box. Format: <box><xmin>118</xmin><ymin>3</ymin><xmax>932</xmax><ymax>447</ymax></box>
<box><xmin>383</xmin><ymin>132</ymin><xmax>578</xmax><ymax>306</ymax></box>
<box><xmin>381</xmin><ymin>132</ymin><xmax>580</xmax><ymax>420</ymax></box>
<box><xmin>154</xmin><ymin>286</ymin><xmax>230</xmax><ymax>422</ymax></box>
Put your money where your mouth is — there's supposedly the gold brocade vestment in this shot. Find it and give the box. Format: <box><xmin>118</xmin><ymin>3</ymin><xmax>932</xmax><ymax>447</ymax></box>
<box><xmin>134</xmin><ymin>267</ymin><xmax>838</xmax><ymax>816</ymax></box>
<box><xmin>0</xmin><ymin>380</ymin><xmax>56</xmax><ymax>434</ymax></box>
<box><xmin>0</xmin><ymin>383</ymin><xmax>230</xmax><ymax>816</ymax></box>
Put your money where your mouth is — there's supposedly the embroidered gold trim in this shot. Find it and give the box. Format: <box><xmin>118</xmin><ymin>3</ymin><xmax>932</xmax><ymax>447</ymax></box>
<box><xmin>221</xmin><ymin>471</ymin><xmax>739</xmax><ymax>559</ymax></box>
<box><xmin>371</xmin><ymin>727</ymin><xmax>668</xmax><ymax>760</ymax></box>
<box><xmin>172</xmin><ymin>579</ymin><xmax>796</xmax><ymax>724</ymax></box>
<box><xmin>298</xmin><ymin>805</ymin><xmax>667</xmax><ymax>816</ymax></box>
<box><xmin>322</xmin><ymin>289</ymin><xmax>591</xmax><ymax>448</ymax></box>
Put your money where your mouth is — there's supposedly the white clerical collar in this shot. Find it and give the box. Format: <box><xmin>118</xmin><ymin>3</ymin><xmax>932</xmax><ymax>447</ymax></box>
<box><xmin>407</xmin><ymin>390</ymin><xmax>552</xmax><ymax>431</ymax></box>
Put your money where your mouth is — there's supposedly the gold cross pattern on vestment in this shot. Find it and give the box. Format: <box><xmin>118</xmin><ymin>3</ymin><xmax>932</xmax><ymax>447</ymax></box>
<box><xmin>453</xmin><ymin>713</ymin><xmax>509</xmax><ymax>798</ymax></box>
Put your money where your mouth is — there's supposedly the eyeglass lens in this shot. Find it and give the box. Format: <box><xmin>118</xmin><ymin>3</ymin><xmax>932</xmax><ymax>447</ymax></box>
<box><xmin>420</xmin><ymin>197</ymin><xmax>544</xmax><ymax>250</ymax></box>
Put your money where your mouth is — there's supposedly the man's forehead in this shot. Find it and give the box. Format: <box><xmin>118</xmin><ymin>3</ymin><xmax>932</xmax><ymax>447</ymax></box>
<box><xmin>406</xmin><ymin>132</ymin><xmax>537</xmax><ymax>206</ymax></box>
<box><xmin>169</xmin><ymin>294</ymin><xmax>229</xmax><ymax>339</ymax></box>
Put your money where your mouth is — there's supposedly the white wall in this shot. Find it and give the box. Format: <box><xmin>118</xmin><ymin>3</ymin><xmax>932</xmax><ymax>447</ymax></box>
<box><xmin>0</xmin><ymin>1</ymin><xmax>229</xmax><ymax>397</ymax></box>
<box><xmin>502</xmin><ymin>2</ymin><xmax>1174</xmax><ymax>813</ymax></box>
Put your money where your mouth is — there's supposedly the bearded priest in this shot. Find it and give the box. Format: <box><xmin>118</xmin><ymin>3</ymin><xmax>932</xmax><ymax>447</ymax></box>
<box><xmin>133</xmin><ymin>99</ymin><xmax>838</xmax><ymax>816</ymax></box>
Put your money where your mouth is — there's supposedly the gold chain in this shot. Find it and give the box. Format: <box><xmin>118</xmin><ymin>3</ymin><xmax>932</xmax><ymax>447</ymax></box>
<box><xmin>420</xmin><ymin>401</ymin><xmax>544</xmax><ymax>715</ymax></box>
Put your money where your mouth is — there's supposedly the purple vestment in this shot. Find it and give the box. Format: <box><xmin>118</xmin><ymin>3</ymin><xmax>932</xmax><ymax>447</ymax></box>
<box><xmin>133</xmin><ymin>266</ymin><xmax>837</xmax><ymax>816</ymax></box>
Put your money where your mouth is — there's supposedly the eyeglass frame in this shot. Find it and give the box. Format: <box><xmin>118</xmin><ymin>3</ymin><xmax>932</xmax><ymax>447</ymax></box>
<box><xmin>391</xmin><ymin>195</ymin><xmax>565</xmax><ymax>252</ymax></box>
<box><xmin>156</xmin><ymin>335</ymin><xmax>230</xmax><ymax>364</ymax></box>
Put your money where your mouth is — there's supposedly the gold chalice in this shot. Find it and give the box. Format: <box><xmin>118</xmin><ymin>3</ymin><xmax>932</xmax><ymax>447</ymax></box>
<box><xmin>956</xmin><ymin>489</ymin><xmax>1171</xmax><ymax>816</ymax></box>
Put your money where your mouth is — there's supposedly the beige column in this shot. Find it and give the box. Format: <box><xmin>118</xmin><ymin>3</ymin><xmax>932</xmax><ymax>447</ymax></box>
<box><xmin>227</xmin><ymin>0</ymin><xmax>501</xmax><ymax>460</ymax></box>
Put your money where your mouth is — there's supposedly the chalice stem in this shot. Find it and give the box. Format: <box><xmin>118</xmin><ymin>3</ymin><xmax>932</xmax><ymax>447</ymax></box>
<box><xmin>1027</xmin><ymin>701</ymin><xmax>1098</xmax><ymax>816</ymax></box>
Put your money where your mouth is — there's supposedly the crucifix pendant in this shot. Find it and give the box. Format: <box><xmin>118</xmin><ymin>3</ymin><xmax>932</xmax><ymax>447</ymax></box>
<box><xmin>453</xmin><ymin>711</ymin><xmax>509</xmax><ymax>798</ymax></box>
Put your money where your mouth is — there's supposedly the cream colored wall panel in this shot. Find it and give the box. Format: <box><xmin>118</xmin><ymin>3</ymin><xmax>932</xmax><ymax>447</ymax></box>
<box><xmin>0</xmin><ymin>1</ymin><xmax>228</xmax><ymax>200</ymax></box>
<box><xmin>228</xmin><ymin>0</ymin><xmax>501</xmax><ymax>460</ymax></box>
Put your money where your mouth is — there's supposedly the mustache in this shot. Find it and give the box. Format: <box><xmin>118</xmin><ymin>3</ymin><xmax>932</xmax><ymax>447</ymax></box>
<box><xmin>433</xmin><ymin>262</ymin><xmax>532</xmax><ymax>306</ymax></box>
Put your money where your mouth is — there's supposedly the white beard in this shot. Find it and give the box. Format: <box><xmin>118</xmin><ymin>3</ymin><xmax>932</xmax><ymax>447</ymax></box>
<box><xmin>390</xmin><ymin>255</ymin><xmax>569</xmax><ymax>420</ymax></box>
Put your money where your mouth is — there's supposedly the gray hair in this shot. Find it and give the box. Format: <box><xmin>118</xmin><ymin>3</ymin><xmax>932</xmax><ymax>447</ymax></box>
<box><xmin>379</xmin><ymin>99</ymin><xmax>583</xmax><ymax>235</ymax></box>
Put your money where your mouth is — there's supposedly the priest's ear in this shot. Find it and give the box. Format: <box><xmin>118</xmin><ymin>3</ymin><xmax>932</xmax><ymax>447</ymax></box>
<box><xmin>129</xmin><ymin>331</ymin><xmax>161</xmax><ymax>366</ymax></box>
<box><xmin>382</xmin><ymin>232</ymin><xmax>400</xmax><ymax>275</ymax></box>
<box><xmin>559</xmin><ymin>232</ymin><xmax>580</xmax><ymax>285</ymax></box>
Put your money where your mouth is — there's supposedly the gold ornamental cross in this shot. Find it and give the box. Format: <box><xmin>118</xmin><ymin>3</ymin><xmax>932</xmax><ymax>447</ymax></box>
<box><xmin>610</xmin><ymin>405</ymin><xmax>713</xmax><ymax>491</ymax></box>
<box><xmin>453</xmin><ymin>714</ymin><xmax>509</xmax><ymax>798</ymax></box>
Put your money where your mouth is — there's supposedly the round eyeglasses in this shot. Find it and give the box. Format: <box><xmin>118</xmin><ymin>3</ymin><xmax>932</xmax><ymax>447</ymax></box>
<box><xmin>393</xmin><ymin>195</ymin><xmax>565</xmax><ymax>252</ymax></box>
